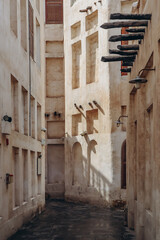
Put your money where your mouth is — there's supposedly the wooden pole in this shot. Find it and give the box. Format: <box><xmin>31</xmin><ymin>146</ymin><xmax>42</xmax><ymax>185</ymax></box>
<box><xmin>101</xmin><ymin>21</ymin><xmax>148</xmax><ymax>29</ymax></box>
<box><xmin>109</xmin><ymin>49</ymin><xmax>137</xmax><ymax>56</ymax></box>
<box><xmin>101</xmin><ymin>55</ymin><xmax>135</xmax><ymax>62</ymax></box>
<box><xmin>126</xmin><ymin>28</ymin><xmax>145</xmax><ymax>33</ymax></box>
<box><xmin>110</xmin><ymin>13</ymin><xmax>151</xmax><ymax>20</ymax></box>
<box><xmin>117</xmin><ymin>45</ymin><xmax>139</xmax><ymax>51</ymax></box>
<box><xmin>109</xmin><ymin>33</ymin><xmax>144</xmax><ymax>42</ymax></box>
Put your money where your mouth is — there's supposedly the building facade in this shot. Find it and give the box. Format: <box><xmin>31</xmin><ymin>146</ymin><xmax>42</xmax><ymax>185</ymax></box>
<box><xmin>0</xmin><ymin>1</ymin><xmax>45</xmax><ymax>239</ymax></box>
<box><xmin>45</xmin><ymin>0</ymin><xmax>65</xmax><ymax>199</ymax></box>
<box><xmin>127</xmin><ymin>0</ymin><xmax>160</xmax><ymax>239</ymax></box>
<box><xmin>63</xmin><ymin>0</ymin><xmax>129</xmax><ymax>206</ymax></box>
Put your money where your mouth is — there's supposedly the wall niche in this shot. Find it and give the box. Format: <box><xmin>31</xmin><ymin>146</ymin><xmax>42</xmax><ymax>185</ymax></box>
<box><xmin>72</xmin><ymin>114</ymin><xmax>82</xmax><ymax>136</ymax></box>
<box><xmin>86</xmin><ymin>10</ymin><xmax>98</xmax><ymax>31</ymax></box>
<box><xmin>86</xmin><ymin>109</ymin><xmax>98</xmax><ymax>134</ymax></box>
<box><xmin>86</xmin><ymin>32</ymin><xmax>99</xmax><ymax>84</ymax></box>
<box><xmin>71</xmin><ymin>21</ymin><xmax>81</xmax><ymax>39</ymax></box>
<box><xmin>72</xmin><ymin>142</ymin><xmax>85</xmax><ymax>186</ymax></box>
<box><xmin>72</xmin><ymin>41</ymin><xmax>82</xmax><ymax>89</ymax></box>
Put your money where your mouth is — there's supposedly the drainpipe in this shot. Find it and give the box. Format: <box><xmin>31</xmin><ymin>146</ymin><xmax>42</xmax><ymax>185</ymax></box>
<box><xmin>28</xmin><ymin>0</ymin><xmax>31</xmax><ymax>136</ymax></box>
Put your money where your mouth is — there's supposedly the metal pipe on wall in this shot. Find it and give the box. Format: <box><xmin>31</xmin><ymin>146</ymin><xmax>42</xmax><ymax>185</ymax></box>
<box><xmin>28</xmin><ymin>0</ymin><xmax>31</xmax><ymax>136</ymax></box>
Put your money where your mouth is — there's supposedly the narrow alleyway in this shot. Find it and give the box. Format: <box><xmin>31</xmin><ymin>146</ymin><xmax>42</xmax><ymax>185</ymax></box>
<box><xmin>9</xmin><ymin>200</ymin><xmax>135</xmax><ymax>240</ymax></box>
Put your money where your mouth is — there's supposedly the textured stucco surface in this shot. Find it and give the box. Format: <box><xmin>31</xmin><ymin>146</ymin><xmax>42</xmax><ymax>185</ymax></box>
<box><xmin>0</xmin><ymin>1</ymin><xmax>46</xmax><ymax>239</ymax></box>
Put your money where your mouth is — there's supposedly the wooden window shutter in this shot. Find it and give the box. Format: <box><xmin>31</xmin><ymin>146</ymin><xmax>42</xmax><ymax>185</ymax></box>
<box><xmin>121</xmin><ymin>27</ymin><xmax>128</xmax><ymax>76</ymax></box>
<box><xmin>29</xmin><ymin>3</ymin><xmax>34</xmax><ymax>59</ymax></box>
<box><xmin>46</xmin><ymin>0</ymin><xmax>63</xmax><ymax>24</ymax></box>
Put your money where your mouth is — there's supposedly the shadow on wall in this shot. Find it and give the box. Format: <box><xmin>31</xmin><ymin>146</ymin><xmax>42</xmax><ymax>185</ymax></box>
<box><xmin>66</xmin><ymin>134</ymin><xmax>125</xmax><ymax>206</ymax></box>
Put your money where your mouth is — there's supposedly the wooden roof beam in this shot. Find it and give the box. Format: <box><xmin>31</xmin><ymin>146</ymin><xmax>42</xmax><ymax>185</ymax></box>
<box><xmin>101</xmin><ymin>21</ymin><xmax>148</xmax><ymax>29</ymax></box>
<box><xmin>101</xmin><ymin>55</ymin><xmax>135</xmax><ymax>62</ymax></box>
<box><xmin>109</xmin><ymin>33</ymin><xmax>144</xmax><ymax>42</ymax></box>
<box><xmin>126</xmin><ymin>28</ymin><xmax>145</xmax><ymax>33</ymax></box>
<box><xmin>79</xmin><ymin>9</ymin><xmax>88</xmax><ymax>12</ymax></box>
<box><xmin>109</xmin><ymin>49</ymin><xmax>138</xmax><ymax>56</ymax></box>
<box><xmin>122</xmin><ymin>62</ymin><xmax>133</xmax><ymax>67</ymax></box>
<box><xmin>117</xmin><ymin>45</ymin><xmax>139</xmax><ymax>51</ymax></box>
<box><xmin>121</xmin><ymin>68</ymin><xmax>132</xmax><ymax>73</ymax></box>
<box><xmin>110</xmin><ymin>13</ymin><xmax>151</xmax><ymax>20</ymax></box>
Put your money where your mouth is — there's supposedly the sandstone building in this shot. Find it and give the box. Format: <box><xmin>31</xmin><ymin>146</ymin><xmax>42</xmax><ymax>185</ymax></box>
<box><xmin>0</xmin><ymin>1</ymin><xmax>45</xmax><ymax>239</ymax></box>
<box><xmin>63</xmin><ymin>0</ymin><xmax>128</xmax><ymax>205</ymax></box>
<box><xmin>126</xmin><ymin>0</ymin><xmax>160</xmax><ymax>239</ymax></box>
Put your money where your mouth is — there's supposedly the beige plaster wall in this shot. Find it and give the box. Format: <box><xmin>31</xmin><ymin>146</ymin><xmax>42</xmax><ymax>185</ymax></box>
<box><xmin>64</xmin><ymin>0</ymin><xmax>128</xmax><ymax>206</ymax></box>
<box><xmin>0</xmin><ymin>1</ymin><xmax>45</xmax><ymax>239</ymax></box>
<box><xmin>126</xmin><ymin>0</ymin><xmax>160</xmax><ymax>239</ymax></box>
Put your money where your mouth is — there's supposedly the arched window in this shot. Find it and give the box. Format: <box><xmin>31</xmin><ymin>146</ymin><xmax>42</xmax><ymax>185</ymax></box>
<box><xmin>121</xmin><ymin>140</ymin><xmax>126</xmax><ymax>189</ymax></box>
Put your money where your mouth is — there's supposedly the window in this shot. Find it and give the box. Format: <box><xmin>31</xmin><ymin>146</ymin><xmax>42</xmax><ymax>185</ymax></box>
<box><xmin>11</xmin><ymin>75</ymin><xmax>19</xmax><ymax>131</ymax></box>
<box><xmin>20</xmin><ymin>0</ymin><xmax>27</xmax><ymax>51</ymax></box>
<box><xmin>36</xmin><ymin>19</ymin><xmax>41</xmax><ymax>68</ymax></box>
<box><xmin>22</xmin><ymin>149</ymin><xmax>28</xmax><ymax>202</ymax></box>
<box><xmin>46</xmin><ymin>0</ymin><xmax>63</xmax><ymax>24</ymax></box>
<box><xmin>29</xmin><ymin>3</ymin><xmax>34</xmax><ymax>59</ymax></box>
<box><xmin>30</xmin><ymin>151</ymin><xmax>36</xmax><ymax>197</ymax></box>
<box><xmin>72</xmin><ymin>41</ymin><xmax>81</xmax><ymax>89</ymax></box>
<box><xmin>13</xmin><ymin>147</ymin><xmax>20</xmax><ymax>207</ymax></box>
<box><xmin>86</xmin><ymin>32</ymin><xmax>99</xmax><ymax>84</ymax></box>
<box><xmin>10</xmin><ymin>0</ymin><xmax>17</xmax><ymax>36</ymax></box>
<box><xmin>31</xmin><ymin>96</ymin><xmax>36</xmax><ymax>138</ymax></box>
<box><xmin>37</xmin><ymin>152</ymin><xmax>42</xmax><ymax>194</ymax></box>
<box><xmin>21</xmin><ymin>87</ymin><xmax>28</xmax><ymax>135</ymax></box>
<box><xmin>37</xmin><ymin>103</ymin><xmax>41</xmax><ymax>141</ymax></box>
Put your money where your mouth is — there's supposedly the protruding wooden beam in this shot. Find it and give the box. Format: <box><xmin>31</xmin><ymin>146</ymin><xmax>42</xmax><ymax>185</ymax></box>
<box><xmin>126</xmin><ymin>28</ymin><xmax>145</xmax><ymax>33</ymax></box>
<box><xmin>79</xmin><ymin>9</ymin><xmax>88</xmax><ymax>12</ymax></box>
<box><xmin>101</xmin><ymin>55</ymin><xmax>135</xmax><ymax>62</ymax></box>
<box><xmin>101</xmin><ymin>21</ymin><xmax>148</xmax><ymax>29</ymax></box>
<box><xmin>110</xmin><ymin>13</ymin><xmax>151</xmax><ymax>20</ymax></box>
<box><xmin>122</xmin><ymin>62</ymin><xmax>133</xmax><ymax>67</ymax></box>
<box><xmin>109</xmin><ymin>33</ymin><xmax>144</xmax><ymax>42</ymax></box>
<box><xmin>109</xmin><ymin>49</ymin><xmax>137</xmax><ymax>56</ymax></box>
<box><xmin>121</xmin><ymin>68</ymin><xmax>131</xmax><ymax>73</ymax></box>
<box><xmin>86</xmin><ymin>6</ymin><xmax>92</xmax><ymax>10</ymax></box>
<box><xmin>117</xmin><ymin>45</ymin><xmax>139</xmax><ymax>51</ymax></box>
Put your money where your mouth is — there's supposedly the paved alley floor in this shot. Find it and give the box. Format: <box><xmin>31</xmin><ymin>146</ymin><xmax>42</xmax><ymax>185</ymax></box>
<box><xmin>9</xmin><ymin>200</ymin><xmax>135</xmax><ymax>240</ymax></box>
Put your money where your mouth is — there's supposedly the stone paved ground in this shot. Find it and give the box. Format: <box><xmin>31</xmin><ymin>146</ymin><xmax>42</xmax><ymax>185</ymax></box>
<box><xmin>9</xmin><ymin>200</ymin><xmax>135</xmax><ymax>240</ymax></box>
